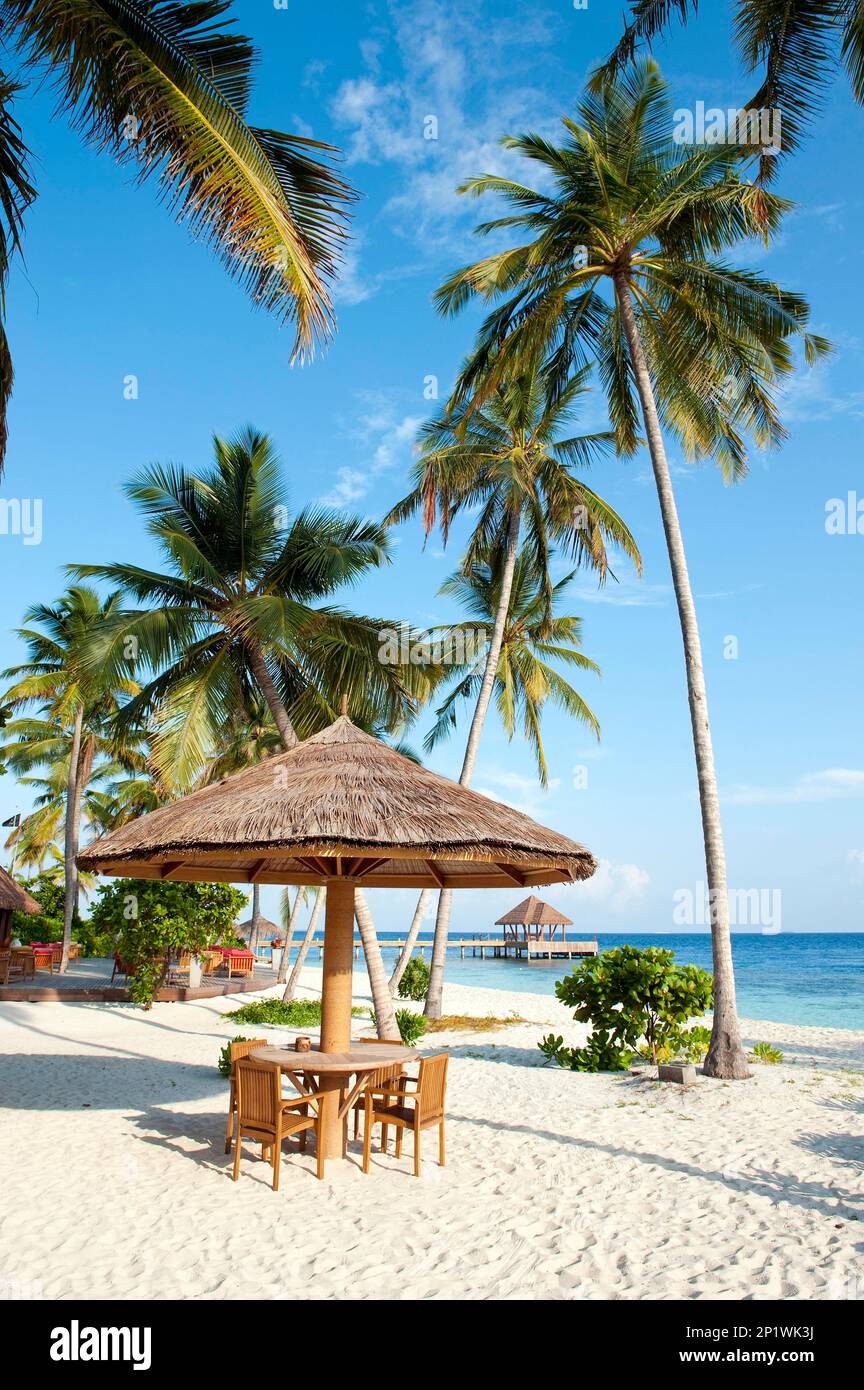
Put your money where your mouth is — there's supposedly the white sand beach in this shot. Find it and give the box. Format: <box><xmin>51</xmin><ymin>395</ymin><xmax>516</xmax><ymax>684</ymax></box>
<box><xmin>0</xmin><ymin>971</ymin><xmax>861</xmax><ymax>1302</ymax></box>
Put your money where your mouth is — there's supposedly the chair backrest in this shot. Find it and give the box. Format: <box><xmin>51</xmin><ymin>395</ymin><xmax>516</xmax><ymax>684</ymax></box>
<box><xmin>360</xmin><ymin>1037</ymin><xmax>405</xmax><ymax>1089</ymax></box>
<box><xmin>229</xmin><ymin>1038</ymin><xmax>267</xmax><ymax>1074</ymax></box>
<box><xmin>235</xmin><ymin>1060</ymin><xmax>280</xmax><ymax>1131</ymax></box>
<box><xmin>417</xmin><ymin>1053</ymin><xmax>449</xmax><ymax>1119</ymax></box>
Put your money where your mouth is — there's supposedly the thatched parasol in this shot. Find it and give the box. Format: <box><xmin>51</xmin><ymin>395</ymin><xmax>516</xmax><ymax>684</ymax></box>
<box><xmin>0</xmin><ymin>865</ymin><xmax>41</xmax><ymax>945</ymax></box>
<box><xmin>236</xmin><ymin>916</ymin><xmax>281</xmax><ymax>943</ymax></box>
<box><xmin>79</xmin><ymin>713</ymin><xmax>596</xmax><ymax>1157</ymax></box>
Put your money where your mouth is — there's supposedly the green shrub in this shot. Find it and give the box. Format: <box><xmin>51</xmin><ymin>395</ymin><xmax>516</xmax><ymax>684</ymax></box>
<box><xmin>397</xmin><ymin>956</ymin><xmax>430</xmax><ymax>1001</ymax></box>
<box><xmin>218</xmin><ymin>1035</ymin><xmax>254</xmax><ymax>1078</ymax></box>
<box><xmin>10</xmin><ymin>874</ymin><xmax>73</xmax><ymax>946</ymax></box>
<box><xmin>370</xmin><ymin>1007</ymin><xmax>428</xmax><ymax>1045</ymax></box>
<box><xmin>751</xmin><ymin>1040</ymin><xmax>783</xmax><ymax>1065</ymax></box>
<box><xmin>544</xmin><ymin>945</ymin><xmax>714</xmax><ymax>1072</ymax></box>
<box><xmin>226</xmin><ymin>998</ymin><xmax>365</xmax><ymax>1027</ymax></box>
<box><xmin>89</xmin><ymin>878</ymin><xmax>246</xmax><ymax>1008</ymax></box>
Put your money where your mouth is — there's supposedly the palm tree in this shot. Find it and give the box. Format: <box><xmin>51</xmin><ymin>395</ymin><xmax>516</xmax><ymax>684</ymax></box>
<box><xmin>277</xmin><ymin>884</ymin><xmax>311</xmax><ymax>985</ymax></box>
<box><xmin>72</xmin><ymin>427</ymin><xmax>428</xmax><ymax>778</ymax></box>
<box><xmin>0</xmin><ymin>0</ymin><xmax>355</xmax><ymax>469</ymax></box>
<box><xmin>282</xmin><ymin>887</ymin><xmax>325</xmax><ymax>1005</ymax></box>
<box><xmin>596</xmin><ymin>0</ymin><xmax>864</xmax><ymax>183</ymax></box>
<box><xmin>386</xmin><ymin>365</ymin><xmax>640</xmax><ymax>1018</ymax></box>
<box><xmin>1</xmin><ymin>587</ymin><xmax>139</xmax><ymax>968</ymax></box>
<box><xmin>389</xmin><ymin>553</ymin><xmax>601</xmax><ymax>993</ymax></box>
<box><xmin>74</xmin><ymin>428</ymin><xmax>421</xmax><ymax>1035</ymax></box>
<box><xmin>434</xmin><ymin>62</ymin><xmax>829</xmax><ymax>1075</ymax></box>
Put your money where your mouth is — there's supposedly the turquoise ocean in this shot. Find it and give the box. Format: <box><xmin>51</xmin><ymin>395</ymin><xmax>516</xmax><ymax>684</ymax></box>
<box><xmin>270</xmin><ymin>932</ymin><xmax>864</xmax><ymax>1032</ymax></box>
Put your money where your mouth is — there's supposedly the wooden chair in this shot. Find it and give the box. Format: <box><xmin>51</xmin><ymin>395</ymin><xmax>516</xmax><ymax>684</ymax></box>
<box><xmin>362</xmin><ymin>1053</ymin><xmax>449</xmax><ymax>1178</ymax></box>
<box><xmin>232</xmin><ymin>1060</ymin><xmax>324</xmax><ymax>1189</ymax></box>
<box><xmin>32</xmin><ymin>947</ymin><xmax>58</xmax><ymax>973</ymax></box>
<box><xmin>350</xmin><ymin>1038</ymin><xmax>410</xmax><ymax>1141</ymax></box>
<box><xmin>226</xmin><ymin>951</ymin><xmax>254</xmax><ymax>978</ymax></box>
<box><xmin>225</xmin><ymin>1038</ymin><xmax>268</xmax><ymax>1154</ymax></box>
<box><xmin>0</xmin><ymin>950</ymin><xmax>11</xmax><ymax>985</ymax></box>
<box><xmin>12</xmin><ymin>949</ymin><xmax>35</xmax><ymax>981</ymax></box>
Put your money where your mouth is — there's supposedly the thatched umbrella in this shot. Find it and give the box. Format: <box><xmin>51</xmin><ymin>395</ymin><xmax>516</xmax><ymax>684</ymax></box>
<box><xmin>79</xmin><ymin>713</ymin><xmax>596</xmax><ymax>1157</ymax></box>
<box><xmin>496</xmin><ymin>894</ymin><xmax>573</xmax><ymax>945</ymax></box>
<box><xmin>235</xmin><ymin>915</ymin><xmax>281</xmax><ymax>943</ymax></box>
<box><xmin>0</xmin><ymin>865</ymin><xmax>41</xmax><ymax>945</ymax></box>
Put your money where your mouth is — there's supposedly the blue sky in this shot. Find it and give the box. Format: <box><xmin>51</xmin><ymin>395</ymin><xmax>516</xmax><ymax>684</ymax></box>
<box><xmin>1</xmin><ymin>0</ymin><xmax>862</xmax><ymax>935</ymax></box>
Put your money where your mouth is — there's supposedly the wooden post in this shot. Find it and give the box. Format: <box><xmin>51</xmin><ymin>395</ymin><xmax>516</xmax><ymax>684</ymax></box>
<box><xmin>319</xmin><ymin>880</ymin><xmax>354</xmax><ymax>1160</ymax></box>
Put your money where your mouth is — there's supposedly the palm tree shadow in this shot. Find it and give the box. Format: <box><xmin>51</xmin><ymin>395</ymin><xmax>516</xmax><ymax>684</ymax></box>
<box><xmin>451</xmin><ymin>1112</ymin><xmax>864</xmax><ymax>1239</ymax></box>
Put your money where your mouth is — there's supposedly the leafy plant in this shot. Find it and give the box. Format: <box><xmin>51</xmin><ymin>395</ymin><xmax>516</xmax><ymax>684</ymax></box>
<box><xmin>546</xmin><ymin>946</ymin><xmax>714</xmax><ymax>1071</ymax></box>
<box><xmin>90</xmin><ymin>878</ymin><xmax>246</xmax><ymax>1008</ymax></box>
<box><xmin>218</xmin><ymin>1036</ymin><xmax>254</xmax><ymax>1079</ymax></box>
<box><xmin>227</xmin><ymin>998</ymin><xmax>365</xmax><ymax>1027</ymax></box>
<box><xmin>539</xmin><ymin>1031</ymin><xmax>632</xmax><ymax>1073</ymax></box>
<box><xmin>751</xmin><ymin>1041</ymin><xmax>784</xmax><ymax>1065</ymax></box>
<box><xmin>397</xmin><ymin>956</ymin><xmax>430</xmax><ymax>1001</ymax></box>
<box><xmin>370</xmin><ymin>1007</ymin><xmax>428</xmax><ymax>1046</ymax></box>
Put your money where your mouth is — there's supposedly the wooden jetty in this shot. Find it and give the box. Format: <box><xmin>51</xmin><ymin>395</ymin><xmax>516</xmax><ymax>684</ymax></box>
<box><xmin>259</xmin><ymin>935</ymin><xmax>598</xmax><ymax>963</ymax></box>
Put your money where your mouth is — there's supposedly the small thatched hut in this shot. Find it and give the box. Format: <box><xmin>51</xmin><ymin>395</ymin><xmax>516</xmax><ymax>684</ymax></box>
<box><xmin>496</xmin><ymin>894</ymin><xmax>573</xmax><ymax>945</ymax></box>
<box><xmin>0</xmin><ymin>866</ymin><xmax>41</xmax><ymax>946</ymax></box>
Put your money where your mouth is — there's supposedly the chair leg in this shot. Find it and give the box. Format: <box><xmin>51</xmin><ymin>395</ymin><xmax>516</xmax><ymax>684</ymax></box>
<box><xmin>225</xmin><ymin>1084</ymin><xmax>235</xmax><ymax>1154</ymax></box>
<box><xmin>439</xmin><ymin>1118</ymin><xmax>445</xmax><ymax>1167</ymax></box>
<box><xmin>272</xmin><ymin>1138</ymin><xmax>281</xmax><ymax>1192</ymax></box>
<box><xmin>233</xmin><ymin>1130</ymin><xmax>242</xmax><ymax>1183</ymax></box>
<box><xmin>414</xmin><ymin>1121</ymin><xmax>421</xmax><ymax>1178</ymax></box>
<box><xmin>395</xmin><ymin>1127</ymin><xmax>403</xmax><ymax>1159</ymax></box>
<box><xmin>316</xmin><ymin>1122</ymin><xmax>325</xmax><ymax>1181</ymax></box>
<box><xmin>362</xmin><ymin>1113</ymin><xmax>373</xmax><ymax>1174</ymax></box>
<box><xmin>381</xmin><ymin>1124</ymin><xmax>389</xmax><ymax>1153</ymax></box>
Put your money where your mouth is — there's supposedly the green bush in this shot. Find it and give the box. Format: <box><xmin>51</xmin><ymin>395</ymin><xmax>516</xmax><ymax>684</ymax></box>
<box><xmin>10</xmin><ymin>874</ymin><xmax>72</xmax><ymax>946</ymax></box>
<box><xmin>751</xmin><ymin>1040</ymin><xmax>783</xmax><ymax>1065</ymax></box>
<box><xmin>542</xmin><ymin>946</ymin><xmax>714</xmax><ymax>1072</ymax></box>
<box><xmin>397</xmin><ymin>956</ymin><xmax>430</xmax><ymax>1001</ymax></box>
<box><xmin>226</xmin><ymin>998</ymin><xmax>366</xmax><ymax>1027</ymax></box>
<box><xmin>89</xmin><ymin>878</ymin><xmax>246</xmax><ymax>1008</ymax></box>
<box><xmin>369</xmin><ymin>1007</ymin><xmax>428</xmax><ymax>1045</ymax></box>
<box><xmin>218</xmin><ymin>1035</ymin><xmax>255</xmax><ymax>1078</ymax></box>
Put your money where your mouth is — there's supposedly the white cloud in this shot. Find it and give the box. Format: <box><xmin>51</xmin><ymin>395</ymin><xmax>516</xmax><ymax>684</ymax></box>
<box><xmin>726</xmin><ymin>769</ymin><xmax>864</xmax><ymax>806</ymax></box>
<box><xmin>575</xmin><ymin>858</ymin><xmax>650</xmax><ymax>912</ymax></box>
<box><xmin>475</xmin><ymin>767</ymin><xmax>560</xmax><ymax>818</ymax></box>
<box><xmin>328</xmin><ymin>0</ymin><xmax>559</xmax><ymax>250</ymax></box>
<box><xmin>320</xmin><ymin>467</ymin><xmax>369</xmax><ymax>508</ymax></box>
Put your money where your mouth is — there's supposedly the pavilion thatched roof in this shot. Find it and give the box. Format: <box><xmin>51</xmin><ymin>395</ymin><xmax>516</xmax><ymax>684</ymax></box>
<box><xmin>495</xmin><ymin>895</ymin><xmax>573</xmax><ymax>927</ymax></box>
<box><xmin>0</xmin><ymin>866</ymin><xmax>41</xmax><ymax>914</ymax></box>
<box><xmin>78</xmin><ymin>715</ymin><xmax>596</xmax><ymax>891</ymax></box>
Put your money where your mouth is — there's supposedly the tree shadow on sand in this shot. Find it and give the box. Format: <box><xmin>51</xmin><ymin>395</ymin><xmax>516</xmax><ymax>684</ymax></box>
<box><xmin>0</xmin><ymin>1053</ymin><xmax>223</xmax><ymax>1110</ymax></box>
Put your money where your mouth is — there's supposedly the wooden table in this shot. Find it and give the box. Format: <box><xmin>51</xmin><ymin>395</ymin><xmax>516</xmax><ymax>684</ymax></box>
<box><xmin>250</xmin><ymin>1043</ymin><xmax>419</xmax><ymax>1161</ymax></box>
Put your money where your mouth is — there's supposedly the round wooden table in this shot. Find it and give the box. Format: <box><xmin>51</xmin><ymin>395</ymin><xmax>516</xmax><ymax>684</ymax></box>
<box><xmin>250</xmin><ymin>1043</ymin><xmax>419</xmax><ymax>1161</ymax></box>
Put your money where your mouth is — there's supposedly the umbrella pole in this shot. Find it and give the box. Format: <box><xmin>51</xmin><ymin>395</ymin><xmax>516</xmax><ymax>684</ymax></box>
<box><xmin>319</xmin><ymin>880</ymin><xmax>355</xmax><ymax>1160</ymax></box>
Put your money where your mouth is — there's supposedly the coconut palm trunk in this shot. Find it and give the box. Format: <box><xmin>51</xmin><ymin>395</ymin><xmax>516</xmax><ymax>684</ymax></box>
<box><xmin>425</xmin><ymin>508</ymin><xmax>521</xmax><ymax>1019</ymax></box>
<box><xmin>244</xmin><ymin>640</ymin><xmax>298</xmax><ymax>750</ymax></box>
<box><xmin>355</xmin><ymin>889</ymin><xmax>398</xmax><ymax>1038</ymax></box>
<box><xmin>389</xmin><ymin>888</ymin><xmax>433</xmax><ymax>993</ymax></box>
<box><xmin>615</xmin><ymin>276</ymin><xmax>749</xmax><ymax>1079</ymax></box>
<box><xmin>60</xmin><ymin>707</ymin><xmax>83</xmax><ymax>973</ymax></box>
<box><xmin>282</xmin><ymin>888</ymin><xmax>324</xmax><ymax>1004</ymax></box>
<box><xmin>248</xmin><ymin>882</ymin><xmax>264</xmax><ymax>957</ymax></box>
<box><xmin>277</xmin><ymin>888</ymin><xmax>306</xmax><ymax>983</ymax></box>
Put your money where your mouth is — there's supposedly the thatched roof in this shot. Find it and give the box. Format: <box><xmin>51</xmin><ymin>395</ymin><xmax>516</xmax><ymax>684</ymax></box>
<box><xmin>79</xmin><ymin>715</ymin><xmax>596</xmax><ymax>891</ymax></box>
<box><xmin>496</xmin><ymin>895</ymin><xmax>573</xmax><ymax>927</ymax></box>
<box><xmin>0</xmin><ymin>866</ymin><xmax>41</xmax><ymax>914</ymax></box>
<box><xmin>236</xmin><ymin>916</ymin><xmax>281</xmax><ymax>941</ymax></box>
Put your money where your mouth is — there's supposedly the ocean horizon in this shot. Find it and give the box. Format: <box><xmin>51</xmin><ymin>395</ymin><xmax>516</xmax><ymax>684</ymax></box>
<box><xmin>268</xmin><ymin>931</ymin><xmax>864</xmax><ymax>1032</ymax></box>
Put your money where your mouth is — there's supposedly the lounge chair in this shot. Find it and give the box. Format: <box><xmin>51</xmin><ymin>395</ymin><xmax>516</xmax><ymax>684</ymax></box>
<box><xmin>232</xmin><ymin>1059</ymin><xmax>324</xmax><ymax>1189</ymax></box>
<box><xmin>362</xmin><ymin>1053</ymin><xmax>449</xmax><ymax>1178</ymax></box>
<box><xmin>224</xmin><ymin>1037</ymin><xmax>268</xmax><ymax>1154</ymax></box>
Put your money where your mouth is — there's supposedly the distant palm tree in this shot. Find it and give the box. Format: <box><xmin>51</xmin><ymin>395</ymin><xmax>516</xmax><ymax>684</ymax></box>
<box><xmin>72</xmin><ymin>427</ymin><xmax>429</xmax><ymax>782</ymax></box>
<box><xmin>434</xmin><ymin>62</ymin><xmax>829</xmax><ymax>1075</ymax></box>
<box><xmin>389</xmin><ymin>552</ymin><xmax>601</xmax><ymax>992</ymax></box>
<box><xmin>387</xmin><ymin>365</ymin><xmax>639</xmax><ymax>1017</ymax></box>
<box><xmin>0</xmin><ymin>0</ymin><xmax>355</xmax><ymax>469</ymax></box>
<box><xmin>1</xmin><ymin>587</ymin><xmax>139</xmax><ymax>968</ymax></box>
<box><xmin>595</xmin><ymin>0</ymin><xmax>864</xmax><ymax>183</ymax></box>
